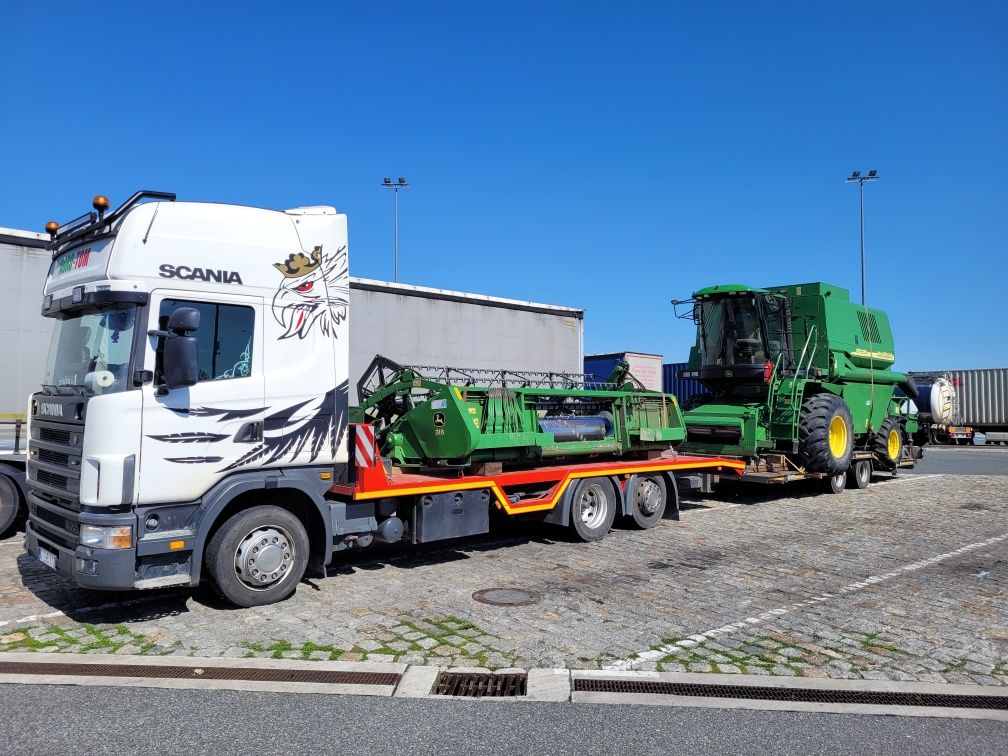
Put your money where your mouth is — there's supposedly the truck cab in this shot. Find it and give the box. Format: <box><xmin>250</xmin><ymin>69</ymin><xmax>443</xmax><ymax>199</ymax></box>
<box><xmin>26</xmin><ymin>192</ymin><xmax>351</xmax><ymax>605</ymax></box>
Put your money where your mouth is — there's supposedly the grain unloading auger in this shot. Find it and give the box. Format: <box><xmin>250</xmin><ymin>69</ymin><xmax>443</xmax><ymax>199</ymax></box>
<box><xmin>353</xmin><ymin>355</ymin><xmax>686</xmax><ymax>469</ymax></box>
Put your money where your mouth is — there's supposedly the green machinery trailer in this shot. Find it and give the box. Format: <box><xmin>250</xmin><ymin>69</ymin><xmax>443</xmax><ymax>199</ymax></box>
<box><xmin>673</xmin><ymin>282</ymin><xmax>922</xmax><ymax>493</ymax></box>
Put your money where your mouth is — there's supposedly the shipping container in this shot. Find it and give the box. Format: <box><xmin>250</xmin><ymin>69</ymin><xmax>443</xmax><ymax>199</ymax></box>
<box><xmin>350</xmin><ymin>278</ymin><xmax>584</xmax><ymax>403</ymax></box>
<box><xmin>945</xmin><ymin>368</ymin><xmax>1008</xmax><ymax>430</ymax></box>
<box><xmin>583</xmin><ymin>352</ymin><xmax>663</xmax><ymax>392</ymax></box>
<box><xmin>662</xmin><ymin>361</ymin><xmax>710</xmax><ymax>408</ymax></box>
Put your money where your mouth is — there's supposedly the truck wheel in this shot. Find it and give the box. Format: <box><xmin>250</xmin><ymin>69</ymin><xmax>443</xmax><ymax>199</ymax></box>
<box><xmin>847</xmin><ymin>460</ymin><xmax>871</xmax><ymax>489</ymax></box>
<box><xmin>872</xmin><ymin>417</ymin><xmax>904</xmax><ymax>471</ymax></box>
<box><xmin>0</xmin><ymin>475</ymin><xmax>21</xmax><ymax>537</ymax></box>
<box><xmin>824</xmin><ymin>471</ymin><xmax>847</xmax><ymax>494</ymax></box>
<box><xmin>629</xmin><ymin>474</ymin><xmax>667</xmax><ymax>529</ymax></box>
<box><xmin>207</xmin><ymin>506</ymin><xmax>309</xmax><ymax>608</ymax></box>
<box><xmin>569</xmin><ymin>477</ymin><xmax>616</xmax><ymax>542</ymax></box>
<box><xmin>797</xmin><ymin>394</ymin><xmax>854</xmax><ymax>474</ymax></box>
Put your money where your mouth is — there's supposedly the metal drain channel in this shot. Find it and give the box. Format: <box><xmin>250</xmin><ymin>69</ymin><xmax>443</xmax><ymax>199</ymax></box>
<box><xmin>0</xmin><ymin>661</ymin><xmax>400</xmax><ymax>686</ymax></box>
<box><xmin>433</xmin><ymin>672</ymin><xmax>527</xmax><ymax>697</ymax></box>
<box><xmin>574</xmin><ymin>679</ymin><xmax>1008</xmax><ymax>710</ymax></box>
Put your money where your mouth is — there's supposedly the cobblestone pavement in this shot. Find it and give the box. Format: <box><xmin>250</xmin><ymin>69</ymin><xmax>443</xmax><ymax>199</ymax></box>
<box><xmin>1</xmin><ymin>473</ymin><xmax>1006</xmax><ymax>684</ymax></box>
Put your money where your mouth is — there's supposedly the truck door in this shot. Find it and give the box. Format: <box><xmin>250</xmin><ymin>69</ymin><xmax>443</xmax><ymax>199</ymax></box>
<box><xmin>138</xmin><ymin>292</ymin><xmax>266</xmax><ymax>505</ymax></box>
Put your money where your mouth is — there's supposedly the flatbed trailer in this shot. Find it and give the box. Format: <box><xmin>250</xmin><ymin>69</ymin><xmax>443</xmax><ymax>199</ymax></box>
<box><xmin>331</xmin><ymin>423</ymin><xmax>745</xmax><ymax>542</ymax></box>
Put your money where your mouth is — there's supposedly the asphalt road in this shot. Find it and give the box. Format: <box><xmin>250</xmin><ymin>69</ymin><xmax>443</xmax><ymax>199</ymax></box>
<box><xmin>2</xmin><ymin>684</ymin><xmax>1006</xmax><ymax>755</ymax></box>
<box><xmin>910</xmin><ymin>446</ymin><xmax>1008</xmax><ymax>476</ymax></box>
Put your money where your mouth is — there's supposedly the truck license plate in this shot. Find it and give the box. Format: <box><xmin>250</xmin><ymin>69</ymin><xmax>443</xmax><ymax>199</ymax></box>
<box><xmin>38</xmin><ymin>547</ymin><xmax>57</xmax><ymax>570</ymax></box>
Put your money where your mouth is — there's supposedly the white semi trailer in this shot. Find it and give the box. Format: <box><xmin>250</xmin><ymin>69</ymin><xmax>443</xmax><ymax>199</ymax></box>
<box><xmin>0</xmin><ymin>228</ymin><xmax>55</xmax><ymax>534</ymax></box>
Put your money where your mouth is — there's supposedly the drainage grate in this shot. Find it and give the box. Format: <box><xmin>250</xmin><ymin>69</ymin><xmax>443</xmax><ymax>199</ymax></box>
<box><xmin>472</xmin><ymin>588</ymin><xmax>541</xmax><ymax>607</ymax></box>
<box><xmin>573</xmin><ymin>678</ymin><xmax>1008</xmax><ymax>710</ymax></box>
<box><xmin>0</xmin><ymin>661</ymin><xmax>400</xmax><ymax>686</ymax></box>
<box><xmin>432</xmin><ymin>671</ymin><xmax>527</xmax><ymax>697</ymax></box>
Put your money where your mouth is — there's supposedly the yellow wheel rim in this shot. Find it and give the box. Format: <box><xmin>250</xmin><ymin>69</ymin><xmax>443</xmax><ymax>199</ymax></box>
<box><xmin>887</xmin><ymin>428</ymin><xmax>900</xmax><ymax>459</ymax></box>
<box><xmin>829</xmin><ymin>415</ymin><xmax>848</xmax><ymax>459</ymax></box>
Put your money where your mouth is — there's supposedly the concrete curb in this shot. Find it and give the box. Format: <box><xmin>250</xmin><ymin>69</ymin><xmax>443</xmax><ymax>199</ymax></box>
<box><xmin>0</xmin><ymin>653</ymin><xmax>1005</xmax><ymax>719</ymax></box>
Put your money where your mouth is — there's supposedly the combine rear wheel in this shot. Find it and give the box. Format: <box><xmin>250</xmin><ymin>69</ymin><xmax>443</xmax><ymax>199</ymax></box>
<box><xmin>797</xmin><ymin>394</ymin><xmax>854</xmax><ymax>474</ymax></box>
<box><xmin>872</xmin><ymin>417</ymin><xmax>904</xmax><ymax>472</ymax></box>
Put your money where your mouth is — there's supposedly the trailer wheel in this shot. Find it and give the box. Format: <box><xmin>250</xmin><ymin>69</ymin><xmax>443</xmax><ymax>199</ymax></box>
<box><xmin>628</xmin><ymin>474</ymin><xmax>667</xmax><ymax>529</ymax></box>
<box><xmin>872</xmin><ymin>417</ymin><xmax>904</xmax><ymax>471</ymax></box>
<box><xmin>847</xmin><ymin>460</ymin><xmax>871</xmax><ymax>489</ymax></box>
<box><xmin>569</xmin><ymin>477</ymin><xmax>616</xmax><ymax>542</ymax></box>
<box><xmin>0</xmin><ymin>474</ymin><xmax>21</xmax><ymax>537</ymax></box>
<box><xmin>206</xmin><ymin>506</ymin><xmax>309</xmax><ymax>608</ymax></box>
<box><xmin>824</xmin><ymin>471</ymin><xmax>847</xmax><ymax>494</ymax></box>
<box><xmin>797</xmin><ymin>393</ymin><xmax>854</xmax><ymax>474</ymax></box>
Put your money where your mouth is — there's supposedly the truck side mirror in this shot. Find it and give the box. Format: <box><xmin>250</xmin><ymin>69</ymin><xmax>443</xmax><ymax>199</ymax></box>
<box><xmin>162</xmin><ymin>307</ymin><xmax>200</xmax><ymax>389</ymax></box>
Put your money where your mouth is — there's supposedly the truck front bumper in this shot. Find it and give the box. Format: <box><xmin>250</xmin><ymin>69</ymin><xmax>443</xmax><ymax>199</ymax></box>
<box><xmin>25</xmin><ymin>518</ymin><xmax>138</xmax><ymax>591</ymax></box>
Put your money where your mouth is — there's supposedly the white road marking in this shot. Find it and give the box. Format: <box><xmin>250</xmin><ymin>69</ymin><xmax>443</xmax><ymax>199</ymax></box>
<box><xmin>605</xmin><ymin>530</ymin><xmax>1008</xmax><ymax>671</ymax></box>
<box><xmin>877</xmin><ymin>473</ymin><xmax>944</xmax><ymax>485</ymax></box>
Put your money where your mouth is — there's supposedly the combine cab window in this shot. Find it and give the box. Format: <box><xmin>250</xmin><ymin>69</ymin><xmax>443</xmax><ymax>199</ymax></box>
<box><xmin>700</xmin><ymin>296</ymin><xmax>766</xmax><ymax>366</ymax></box>
<box><xmin>158</xmin><ymin>299</ymin><xmax>254</xmax><ymax>382</ymax></box>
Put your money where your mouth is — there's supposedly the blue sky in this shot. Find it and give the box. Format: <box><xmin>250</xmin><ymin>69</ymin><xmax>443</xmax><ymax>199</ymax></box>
<box><xmin>2</xmin><ymin>2</ymin><xmax>1005</xmax><ymax>370</ymax></box>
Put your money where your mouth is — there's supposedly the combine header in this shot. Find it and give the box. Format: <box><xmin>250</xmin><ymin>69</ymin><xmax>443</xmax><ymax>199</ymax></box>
<box><xmin>353</xmin><ymin>356</ymin><xmax>686</xmax><ymax>470</ymax></box>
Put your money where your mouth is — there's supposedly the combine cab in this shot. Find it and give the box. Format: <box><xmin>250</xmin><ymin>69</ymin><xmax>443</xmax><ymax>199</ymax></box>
<box><xmin>674</xmin><ymin>282</ymin><xmax>922</xmax><ymax>492</ymax></box>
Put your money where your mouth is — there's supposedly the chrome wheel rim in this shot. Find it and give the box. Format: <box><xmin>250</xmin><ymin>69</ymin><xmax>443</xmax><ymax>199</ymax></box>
<box><xmin>578</xmin><ymin>483</ymin><xmax>610</xmax><ymax>530</ymax></box>
<box><xmin>234</xmin><ymin>525</ymin><xmax>295</xmax><ymax>591</ymax></box>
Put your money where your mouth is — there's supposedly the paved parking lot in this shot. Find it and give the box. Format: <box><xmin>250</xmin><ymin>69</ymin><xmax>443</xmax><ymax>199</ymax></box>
<box><xmin>1</xmin><ymin>466</ymin><xmax>1006</xmax><ymax>684</ymax></box>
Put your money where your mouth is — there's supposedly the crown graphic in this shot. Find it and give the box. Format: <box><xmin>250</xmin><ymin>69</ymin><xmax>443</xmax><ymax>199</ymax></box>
<box><xmin>274</xmin><ymin>246</ymin><xmax>323</xmax><ymax>277</ymax></box>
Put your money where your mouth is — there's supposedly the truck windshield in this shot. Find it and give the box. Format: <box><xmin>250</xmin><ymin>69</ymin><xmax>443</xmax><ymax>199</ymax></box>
<box><xmin>42</xmin><ymin>307</ymin><xmax>137</xmax><ymax>396</ymax></box>
<box><xmin>700</xmin><ymin>296</ymin><xmax>765</xmax><ymax>366</ymax></box>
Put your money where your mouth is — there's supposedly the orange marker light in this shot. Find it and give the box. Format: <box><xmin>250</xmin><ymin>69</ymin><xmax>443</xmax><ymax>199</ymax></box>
<box><xmin>319</xmin><ymin>471</ymin><xmax>332</xmax><ymax>481</ymax></box>
<box><xmin>45</xmin><ymin>221</ymin><xmax>59</xmax><ymax>236</ymax></box>
<box><xmin>169</xmin><ymin>540</ymin><xmax>186</xmax><ymax>551</ymax></box>
<box><xmin>92</xmin><ymin>195</ymin><xmax>110</xmax><ymax>212</ymax></box>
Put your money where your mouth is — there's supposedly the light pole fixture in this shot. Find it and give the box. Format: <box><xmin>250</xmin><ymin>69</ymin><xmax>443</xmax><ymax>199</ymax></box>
<box><xmin>846</xmin><ymin>169</ymin><xmax>878</xmax><ymax>306</ymax></box>
<box><xmin>381</xmin><ymin>176</ymin><xmax>409</xmax><ymax>282</ymax></box>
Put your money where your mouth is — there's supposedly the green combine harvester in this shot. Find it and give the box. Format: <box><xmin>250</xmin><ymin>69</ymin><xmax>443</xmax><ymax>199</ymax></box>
<box><xmin>674</xmin><ymin>282</ymin><xmax>922</xmax><ymax>492</ymax></box>
<box><xmin>353</xmin><ymin>356</ymin><xmax>686</xmax><ymax>470</ymax></box>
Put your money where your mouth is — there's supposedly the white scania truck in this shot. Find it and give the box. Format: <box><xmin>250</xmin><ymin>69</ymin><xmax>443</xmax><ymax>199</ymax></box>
<box><xmin>26</xmin><ymin>192</ymin><xmax>739</xmax><ymax>607</ymax></box>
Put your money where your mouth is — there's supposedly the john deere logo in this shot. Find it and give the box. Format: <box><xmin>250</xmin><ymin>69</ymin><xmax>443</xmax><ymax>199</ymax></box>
<box><xmin>725</xmin><ymin>370</ymin><xmax>733</xmax><ymax>377</ymax></box>
<box><xmin>434</xmin><ymin>412</ymin><xmax>445</xmax><ymax>427</ymax></box>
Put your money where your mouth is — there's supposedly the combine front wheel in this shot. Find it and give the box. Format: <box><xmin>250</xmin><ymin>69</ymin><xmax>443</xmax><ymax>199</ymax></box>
<box><xmin>797</xmin><ymin>394</ymin><xmax>855</xmax><ymax>474</ymax></box>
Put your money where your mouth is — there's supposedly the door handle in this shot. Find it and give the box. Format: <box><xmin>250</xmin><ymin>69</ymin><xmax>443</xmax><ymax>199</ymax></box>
<box><xmin>235</xmin><ymin>421</ymin><xmax>263</xmax><ymax>443</ymax></box>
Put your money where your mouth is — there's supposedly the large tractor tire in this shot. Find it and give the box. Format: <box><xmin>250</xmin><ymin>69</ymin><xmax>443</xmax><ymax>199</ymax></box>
<box><xmin>872</xmin><ymin>416</ymin><xmax>904</xmax><ymax>470</ymax></box>
<box><xmin>797</xmin><ymin>393</ymin><xmax>854</xmax><ymax>475</ymax></box>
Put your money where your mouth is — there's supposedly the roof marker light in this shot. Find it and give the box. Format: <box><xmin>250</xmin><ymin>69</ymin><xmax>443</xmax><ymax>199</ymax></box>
<box><xmin>45</xmin><ymin>221</ymin><xmax>59</xmax><ymax>237</ymax></box>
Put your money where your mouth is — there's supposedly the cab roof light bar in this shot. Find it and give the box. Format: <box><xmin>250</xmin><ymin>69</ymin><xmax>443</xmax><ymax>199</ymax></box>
<box><xmin>46</xmin><ymin>190</ymin><xmax>176</xmax><ymax>255</ymax></box>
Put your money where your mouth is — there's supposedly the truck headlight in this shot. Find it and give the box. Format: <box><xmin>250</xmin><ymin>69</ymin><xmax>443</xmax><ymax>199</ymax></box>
<box><xmin>79</xmin><ymin>524</ymin><xmax>133</xmax><ymax>549</ymax></box>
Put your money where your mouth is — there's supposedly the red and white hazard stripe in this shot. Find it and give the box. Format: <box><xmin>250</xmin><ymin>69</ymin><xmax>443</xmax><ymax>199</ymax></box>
<box><xmin>355</xmin><ymin>424</ymin><xmax>376</xmax><ymax>469</ymax></box>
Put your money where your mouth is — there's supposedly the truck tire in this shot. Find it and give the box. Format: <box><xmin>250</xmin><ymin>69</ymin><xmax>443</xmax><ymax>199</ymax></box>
<box><xmin>0</xmin><ymin>474</ymin><xmax>21</xmax><ymax>537</ymax></box>
<box><xmin>206</xmin><ymin>506</ymin><xmax>309</xmax><ymax>608</ymax></box>
<box><xmin>847</xmin><ymin>459</ymin><xmax>872</xmax><ymax>489</ymax></box>
<box><xmin>569</xmin><ymin>477</ymin><xmax>617</xmax><ymax>542</ymax></box>
<box><xmin>628</xmin><ymin>473</ymin><xmax>667</xmax><ymax>529</ymax></box>
<box><xmin>824</xmin><ymin>471</ymin><xmax>847</xmax><ymax>494</ymax></box>
<box><xmin>797</xmin><ymin>393</ymin><xmax>854</xmax><ymax>475</ymax></box>
<box><xmin>872</xmin><ymin>417</ymin><xmax>904</xmax><ymax>470</ymax></box>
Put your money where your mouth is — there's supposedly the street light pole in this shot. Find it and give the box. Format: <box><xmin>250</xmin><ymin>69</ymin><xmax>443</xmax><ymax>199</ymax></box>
<box><xmin>381</xmin><ymin>177</ymin><xmax>409</xmax><ymax>282</ymax></box>
<box><xmin>846</xmin><ymin>169</ymin><xmax>878</xmax><ymax>306</ymax></box>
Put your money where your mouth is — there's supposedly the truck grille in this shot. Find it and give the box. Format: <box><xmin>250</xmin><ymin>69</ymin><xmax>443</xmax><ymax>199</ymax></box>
<box><xmin>37</xmin><ymin>447</ymin><xmax>71</xmax><ymax>468</ymax></box>
<box><xmin>39</xmin><ymin>426</ymin><xmax>73</xmax><ymax>445</ymax></box>
<box><xmin>27</xmin><ymin>404</ymin><xmax>85</xmax><ymax>548</ymax></box>
<box><xmin>36</xmin><ymin>469</ymin><xmax>70</xmax><ymax>490</ymax></box>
